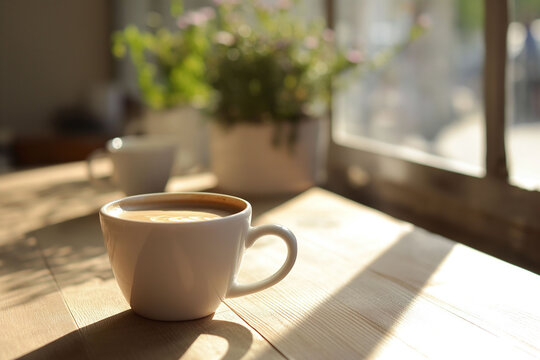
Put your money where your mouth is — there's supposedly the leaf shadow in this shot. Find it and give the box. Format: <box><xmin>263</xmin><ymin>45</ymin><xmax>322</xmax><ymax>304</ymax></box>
<box><xmin>1</xmin><ymin>213</ymin><xmax>112</xmax><ymax>308</ymax></box>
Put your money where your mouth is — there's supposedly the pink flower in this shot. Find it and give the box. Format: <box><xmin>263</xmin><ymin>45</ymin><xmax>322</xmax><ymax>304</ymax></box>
<box><xmin>322</xmin><ymin>29</ymin><xmax>335</xmax><ymax>42</ymax></box>
<box><xmin>417</xmin><ymin>13</ymin><xmax>432</xmax><ymax>29</ymax></box>
<box><xmin>277</xmin><ymin>0</ymin><xmax>292</xmax><ymax>10</ymax></box>
<box><xmin>304</xmin><ymin>36</ymin><xmax>319</xmax><ymax>49</ymax></box>
<box><xmin>200</xmin><ymin>7</ymin><xmax>216</xmax><ymax>20</ymax></box>
<box><xmin>346</xmin><ymin>49</ymin><xmax>364</xmax><ymax>64</ymax></box>
<box><xmin>189</xmin><ymin>11</ymin><xmax>208</xmax><ymax>26</ymax></box>
<box><xmin>177</xmin><ymin>16</ymin><xmax>189</xmax><ymax>29</ymax></box>
<box><xmin>177</xmin><ymin>8</ymin><xmax>216</xmax><ymax>29</ymax></box>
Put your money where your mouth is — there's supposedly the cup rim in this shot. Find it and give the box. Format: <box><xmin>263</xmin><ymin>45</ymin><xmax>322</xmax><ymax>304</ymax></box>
<box><xmin>106</xmin><ymin>135</ymin><xmax>177</xmax><ymax>153</ymax></box>
<box><xmin>99</xmin><ymin>192</ymin><xmax>251</xmax><ymax>225</ymax></box>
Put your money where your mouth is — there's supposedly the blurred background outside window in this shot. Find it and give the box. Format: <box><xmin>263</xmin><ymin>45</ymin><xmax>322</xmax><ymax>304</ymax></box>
<box><xmin>333</xmin><ymin>0</ymin><xmax>540</xmax><ymax>190</ymax></box>
<box><xmin>333</xmin><ymin>0</ymin><xmax>485</xmax><ymax>176</ymax></box>
<box><xmin>507</xmin><ymin>0</ymin><xmax>540</xmax><ymax>189</ymax></box>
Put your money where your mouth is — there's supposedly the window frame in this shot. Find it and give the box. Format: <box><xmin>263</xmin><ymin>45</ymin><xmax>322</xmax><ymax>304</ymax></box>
<box><xmin>325</xmin><ymin>0</ymin><xmax>540</xmax><ymax>273</ymax></box>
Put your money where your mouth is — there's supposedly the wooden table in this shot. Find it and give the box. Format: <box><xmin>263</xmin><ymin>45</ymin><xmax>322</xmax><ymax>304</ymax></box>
<box><xmin>1</xmin><ymin>162</ymin><xmax>539</xmax><ymax>359</ymax></box>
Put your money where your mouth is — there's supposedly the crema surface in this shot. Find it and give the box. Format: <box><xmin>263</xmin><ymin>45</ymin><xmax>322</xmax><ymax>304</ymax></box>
<box><xmin>116</xmin><ymin>208</ymin><xmax>231</xmax><ymax>223</ymax></box>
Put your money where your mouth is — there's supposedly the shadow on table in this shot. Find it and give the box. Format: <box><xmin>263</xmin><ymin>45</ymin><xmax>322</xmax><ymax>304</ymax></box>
<box><xmin>0</xmin><ymin>177</ymin><xmax>117</xmax><ymax>231</ymax></box>
<box><xmin>232</xmin><ymin>224</ymin><xmax>454</xmax><ymax>358</ymax></box>
<box><xmin>0</xmin><ymin>213</ymin><xmax>113</xmax><ymax>308</ymax></box>
<box><xmin>17</xmin><ymin>310</ymin><xmax>253</xmax><ymax>359</ymax></box>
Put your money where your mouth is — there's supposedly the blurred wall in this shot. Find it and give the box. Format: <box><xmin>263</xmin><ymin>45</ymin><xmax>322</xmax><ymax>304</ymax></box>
<box><xmin>0</xmin><ymin>0</ymin><xmax>112</xmax><ymax>136</ymax></box>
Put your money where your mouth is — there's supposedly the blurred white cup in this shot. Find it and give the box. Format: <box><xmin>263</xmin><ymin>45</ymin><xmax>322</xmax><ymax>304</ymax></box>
<box><xmin>87</xmin><ymin>136</ymin><xmax>177</xmax><ymax>195</ymax></box>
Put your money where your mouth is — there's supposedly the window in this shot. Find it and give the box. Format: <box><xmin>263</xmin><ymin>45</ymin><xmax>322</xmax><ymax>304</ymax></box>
<box><xmin>334</xmin><ymin>0</ymin><xmax>485</xmax><ymax>176</ymax></box>
<box><xmin>327</xmin><ymin>0</ymin><xmax>540</xmax><ymax>273</ymax></box>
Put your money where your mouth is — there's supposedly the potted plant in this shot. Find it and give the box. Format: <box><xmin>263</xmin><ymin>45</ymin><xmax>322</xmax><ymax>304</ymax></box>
<box><xmin>203</xmin><ymin>0</ymin><xmax>361</xmax><ymax>194</ymax></box>
<box><xmin>112</xmin><ymin>4</ymin><xmax>216</xmax><ymax>173</ymax></box>
<box><xmin>113</xmin><ymin>0</ymin><xmax>424</xmax><ymax>192</ymax></box>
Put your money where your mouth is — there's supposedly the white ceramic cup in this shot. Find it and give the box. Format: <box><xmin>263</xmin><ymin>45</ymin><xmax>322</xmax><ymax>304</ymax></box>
<box><xmin>87</xmin><ymin>136</ymin><xmax>177</xmax><ymax>195</ymax></box>
<box><xmin>99</xmin><ymin>192</ymin><xmax>298</xmax><ymax>321</ymax></box>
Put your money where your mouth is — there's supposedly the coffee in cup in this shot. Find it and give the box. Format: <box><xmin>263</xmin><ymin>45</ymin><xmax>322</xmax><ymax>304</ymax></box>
<box><xmin>99</xmin><ymin>192</ymin><xmax>297</xmax><ymax>321</ymax></box>
<box><xmin>110</xmin><ymin>198</ymin><xmax>240</xmax><ymax>223</ymax></box>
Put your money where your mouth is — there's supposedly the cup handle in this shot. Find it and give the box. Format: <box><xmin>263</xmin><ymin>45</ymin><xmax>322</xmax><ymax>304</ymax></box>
<box><xmin>226</xmin><ymin>224</ymin><xmax>297</xmax><ymax>298</ymax></box>
<box><xmin>86</xmin><ymin>148</ymin><xmax>109</xmax><ymax>185</ymax></box>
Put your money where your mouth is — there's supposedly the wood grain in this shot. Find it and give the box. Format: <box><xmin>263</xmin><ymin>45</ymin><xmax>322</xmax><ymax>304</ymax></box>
<box><xmin>227</xmin><ymin>188</ymin><xmax>540</xmax><ymax>359</ymax></box>
<box><xmin>0</xmin><ymin>237</ymin><xmax>82</xmax><ymax>359</ymax></box>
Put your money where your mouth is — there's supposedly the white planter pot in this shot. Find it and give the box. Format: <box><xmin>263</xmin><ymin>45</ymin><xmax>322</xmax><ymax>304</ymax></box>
<box><xmin>209</xmin><ymin>119</ymin><xmax>328</xmax><ymax>195</ymax></box>
<box><xmin>142</xmin><ymin>107</ymin><xmax>209</xmax><ymax>175</ymax></box>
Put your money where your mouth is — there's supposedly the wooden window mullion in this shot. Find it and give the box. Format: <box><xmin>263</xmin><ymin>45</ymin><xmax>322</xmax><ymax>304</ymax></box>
<box><xmin>484</xmin><ymin>0</ymin><xmax>509</xmax><ymax>180</ymax></box>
